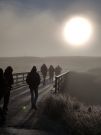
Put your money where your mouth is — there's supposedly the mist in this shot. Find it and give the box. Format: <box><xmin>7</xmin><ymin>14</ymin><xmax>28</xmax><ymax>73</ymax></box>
<box><xmin>0</xmin><ymin>1</ymin><xmax>100</xmax><ymax>57</ymax></box>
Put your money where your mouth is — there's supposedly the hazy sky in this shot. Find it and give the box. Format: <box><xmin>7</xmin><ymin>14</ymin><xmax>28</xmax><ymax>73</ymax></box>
<box><xmin>0</xmin><ymin>0</ymin><xmax>101</xmax><ymax>57</ymax></box>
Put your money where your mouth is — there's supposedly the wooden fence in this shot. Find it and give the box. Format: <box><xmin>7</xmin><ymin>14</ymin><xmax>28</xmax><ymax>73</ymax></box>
<box><xmin>13</xmin><ymin>71</ymin><xmax>69</xmax><ymax>91</ymax></box>
<box><xmin>13</xmin><ymin>72</ymin><xmax>29</xmax><ymax>84</ymax></box>
<box><xmin>55</xmin><ymin>71</ymin><xmax>69</xmax><ymax>93</ymax></box>
<box><xmin>13</xmin><ymin>71</ymin><xmax>42</xmax><ymax>84</ymax></box>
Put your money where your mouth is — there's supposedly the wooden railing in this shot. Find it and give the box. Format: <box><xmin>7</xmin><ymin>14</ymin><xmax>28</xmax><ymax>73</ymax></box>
<box><xmin>13</xmin><ymin>72</ymin><xmax>29</xmax><ymax>84</ymax></box>
<box><xmin>55</xmin><ymin>71</ymin><xmax>69</xmax><ymax>93</ymax></box>
<box><xmin>13</xmin><ymin>71</ymin><xmax>69</xmax><ymax>91</ymax></box>
<box><xmin>13</xmin><ymin>71</ymin><xmax>46</xmax><ymax>84</ymax></box>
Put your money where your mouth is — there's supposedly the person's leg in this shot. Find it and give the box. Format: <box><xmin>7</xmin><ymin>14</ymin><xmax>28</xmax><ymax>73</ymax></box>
<box><xmin>30</xmin><ymin>88</ymin><xmax>34</xmax><ymax>108</ymax></box>
<box><xmin>0</xmin><ymin>107</ymin><xmax>6</xmax><ymax>122</ymax></box>
<box><xmin>34</xmin><ymin>87</ymin><xmax>38</xmax><ymax>105</ymax></box>
<box><xmin>52</xmin><ymin>74</ymin><xmax>54</xmax><ymax>82</ymax></box>
<box><xmin>3</xmin><ymin>90</ymin><xmax>10</xmax><ymax>112</ymax></box>
<box><xmin>0</xmin><ymin>93</ymin><xmax>3</xmax><ymax>102</ymax></box>
<box><xmin>49</xmin><ymin>74</ymin><xmax>51</xmax><ymax>82</ymax></box>
<box><xmin>43</xmin><ymin>77</ymin><xmax>45</xmax><ymax>85</ymax></box>
<box><xmin>0</xmin><ymin>93</ymin><xmax>6</xmax><ymax>122</ymax></box>
<box><xmin>31</xmin><ymin>88</ymin><xmax>38</xmax><ymax>110</ymax></box>
<box><xmin>44</xmin><ymin>76</ymin><xmax>46</xmax><ymax>85</ymax></box>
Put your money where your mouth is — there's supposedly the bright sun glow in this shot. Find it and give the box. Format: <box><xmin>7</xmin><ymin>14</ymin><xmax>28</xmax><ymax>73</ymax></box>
<box><xmin>63</xmin><ymin>16</ymin><xmax>93</xmax><ymax>46</ymax></box>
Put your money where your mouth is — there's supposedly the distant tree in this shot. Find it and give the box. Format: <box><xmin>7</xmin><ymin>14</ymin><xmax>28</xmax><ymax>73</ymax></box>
<box><xmin>41</xmin><ymin>64</ymin><xmax>48</xmax><ymax>85</ymax></box>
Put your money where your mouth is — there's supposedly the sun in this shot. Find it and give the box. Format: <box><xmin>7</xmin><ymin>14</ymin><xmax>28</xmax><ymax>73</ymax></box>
<box><xmin>63</xmin><ymin>16</ymin><xmax>93</xmax><ymax>46</ymax></box>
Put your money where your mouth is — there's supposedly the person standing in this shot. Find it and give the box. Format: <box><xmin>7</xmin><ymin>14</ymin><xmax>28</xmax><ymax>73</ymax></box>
<box><xmin>49</xmin><ymin>65</ymin><xmax>54</xmax><ymax>82</ymax></box>
<box><xmin>3</xmin><ymin>66</ymin><xmax>14</xmax><ymax>114</ymax></box>
<box><xmin>0</xmin><ymin>68</ymin><xmax>5</xmax><ymax>102</ymax></box>
<box><xmin>0</xmin><ymin>68</ymin><xmax>6</xmax><ymax>122</ymax></box>
<box><xmin>26</xmin><ymin>66</ymin><xmax>40</xmax><ymax>110</ymax></box>
<box><xmin>55</xmin><ymin>65</ymin><xmax>62</xmax><ymax>76</ymax></box>
<box><xmin>41</xmin><ymin>64</ymin><xmax>48</xmax><ymax>85</ymax></box>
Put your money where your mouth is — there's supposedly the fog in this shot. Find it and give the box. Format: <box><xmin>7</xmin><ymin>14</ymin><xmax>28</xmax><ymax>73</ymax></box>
<box><xmin>0</xmin><ymin>6</ymin><xmax>62</xmax><ymax>57</ymax></box>
<box><xmin>0</xmin><ymin>1</ymin><xmax>101</xmax><ymax>57</ymax></box>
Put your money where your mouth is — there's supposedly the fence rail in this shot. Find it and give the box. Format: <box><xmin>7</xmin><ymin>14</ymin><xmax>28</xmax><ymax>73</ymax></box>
<box><xmin>13</xmin><ymin>71</ymin><xmax>69</xmax><ymax>91</ymax></box>
<box><xmin>55</xmin><ymin>71</ymin><xmax>69</xmax><ymax>93</ymax></box>
<box><xmin>13</xmin><ymin>71</ymin><xmax>46</xmax><ymax>85</ymax></box>
<box><xmin>13</xmin><ymin>72</ymin><xmax>29</xmax><ymax>84</ymax></box>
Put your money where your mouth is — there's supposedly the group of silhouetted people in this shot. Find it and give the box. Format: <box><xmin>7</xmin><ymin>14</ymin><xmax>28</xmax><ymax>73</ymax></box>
<box><xmin>41</xmin><ymin>64</ymin><xmax>62</xmax><ymax>85</ymax></box>
<box><xmin>0</xmin><ymin>66</ymin><xmax>14</xmax><ymax>123</ymax></box>
<box><xmin>0</xmin><ymin>64</ymin><xmax>62</xmax><ymax>125</ymax></box>
<box><xmin>26</xmin><ymin>64</ymin><xmax>62</xmax><ymax>110</ymax></box>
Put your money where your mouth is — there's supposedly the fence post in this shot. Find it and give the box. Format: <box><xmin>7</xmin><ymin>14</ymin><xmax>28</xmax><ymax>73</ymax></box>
<box><xmin>55</xmin><ymin>76</ymin><xmax>57</xmax><ymax>93</ymax></box>
<box><xmin>16</xmin><ymin>74</ymin><xmax>18</xmax><ymax>83</ymax></box>
<box><xmin>55</xmin><ymin>71</ymin><xmax>69</xmax><ymax>94</ymax></box>
<box><xmin>23</xmin><ymin>73</ymin><xmax>24</xmax><ymax>82</ymax></box>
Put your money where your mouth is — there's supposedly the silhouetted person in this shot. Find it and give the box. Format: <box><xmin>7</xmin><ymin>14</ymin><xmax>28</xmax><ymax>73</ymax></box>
<box><xmin>3</xmin><ymin>66</ymin><xmax>14</xmax><ymax>114</ymax></box>
<box><xmin>55</xmin><ymin>65</ymin><xmax>62</xmax><ymax>76</ymax></box>
<box><xmin>41</xmin><ymin>64</ymin><xmax>48</xmax><ymax>85</ymax></box>
<box><xmin>26</xmin><ymin>66</ymin><xmax>40</xmax><ymax>110</ymax></box>
<box><xmin>0</xmin><ymin>68</ymin><xmax>6</xmax><ymax>122</ymax></box>
<box><xmin>49</xmin><ymin>65</ymin><xmax>54</xmax><ymax>82</ymax></box>
<box><xmin>0</xmin><ymin>68</ymin><xmax>5</xmax><ymax>101</ymax></box>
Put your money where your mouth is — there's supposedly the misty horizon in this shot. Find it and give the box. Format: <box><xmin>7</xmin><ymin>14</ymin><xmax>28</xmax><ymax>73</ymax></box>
<box><xmin>1</xmin><ymin>55</ymin><xmax>101</xmax><ymax>58</ymax></box>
